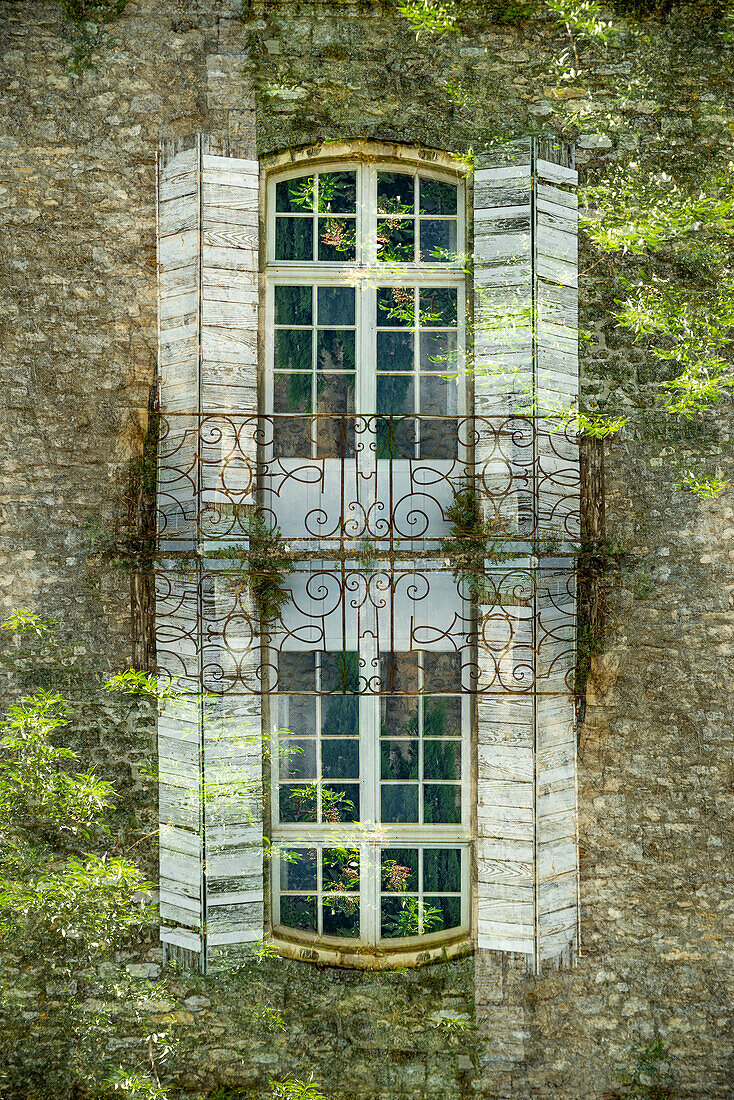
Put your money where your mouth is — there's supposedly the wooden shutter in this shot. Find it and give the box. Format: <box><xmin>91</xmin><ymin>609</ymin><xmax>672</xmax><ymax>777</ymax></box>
<box><xmin>156</xmin><ymin>135</ymin><xmax>262</xmax><ymax>973</ymax></box>
<box><xmin>474</xmin><ymin>138</ymin><xmax>579</xmax><ymax>970</ymax></box>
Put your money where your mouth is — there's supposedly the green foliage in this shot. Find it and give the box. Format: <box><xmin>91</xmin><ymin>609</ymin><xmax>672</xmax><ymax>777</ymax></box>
<box><xmin>383</xmin><ymin>896</ymin><xmax>443</xmax><ymax>936</ymax></box>
<box><xmin>0</xmin><ymin>691</ymin><xmax>114</xmax><ymax>839</ymax></box>
<box><xmin>440</xmin><ymin>487</ymin><xmax>512</xmax><ymax>599</ymax></box>
<box><xmin>573</xmin><ymin>411</ymin><xmax>628</xmax><ymax>438</ymax></box>
<box><xmin>582</xmin><ymin>165</ymin><xmax>734</xmax><ymax>265</ymax></box>
<box><xmin>0</xmin><ymin>612</ymin><xmax>156</xmax><ymax>966</ymax></box>
<box><xmin>614</xmin><ymin>1037</ymin><xmax>674</xmax><ymax>1099</ymax></box>
<box><xmin>675</xmin><ymin>471</ymin><xmax>730</xmax><ymax>498</ymax></box>
<box><xmin>544</xmin><ymin>0</ymin><xmax>619</xmax><ymax>46</ymax></box>
<box><xmin>269</xmin><ymin>1079</ymin><xmax>327</xmax><ymax>1100</ymax></box>
<box><xmin>582</xmin><ymin>164</ymin><xmax>734</xmax><ymax>456</ymax></box>
<box><xmin>58</xmin><ymin>0</ymin><xmax>129</xmax><ymax>74</ymax></box>
<box><xmin>615</xmin><ymin>279</ymin><xmax>734</xmax><ymax>420</ymax></box>
<box><xmin>105</xmin><ymin>669</ymin><xmax>182</xmax><ymax>702</ymax></box>
<box><xmin>398</xmin><ymin>0</ymin><xmax>461</xmax><ymax>37</ymax></box>
<box><xmin>208</xmin><ymin>510</ymin><xmax>293</xmax><ymax>622</ymax></box>
<box><xmin>98</xmin><ymin>1068</ymin><xmax>169</xmax><ymax>1098</ymax></box>
<box><xmin>631</xmin><ymin>566</ymin><xmax>654</xmax><ymax>599</ymax></box>
<box><xmin>1</xmin><ymin>609</ymin><xmax>56</xmax><ymax>638</ymax></box>
<box><xmin>434</xmin><ymin>1011</ymin><xmax>473</xmax><ymax>1033</ymax></box>
<box><xmin>574</xmin><ymin>615</ymin><xmax>605</xmax><ymax>694</ymax></box>
<box><xmin>0</xmin><ymin>855</ymin><xmax>154</xmax><ymax>957</ymax></box>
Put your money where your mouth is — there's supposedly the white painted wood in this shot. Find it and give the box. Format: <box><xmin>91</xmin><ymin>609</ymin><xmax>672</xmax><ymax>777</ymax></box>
<box><xmin>474</xmin><ymin>139</ymin><xmax>579</xmax><ymax>969</ymax></box>
<box><xmin>157</xmin><ymin>137</ymin><xmax>263</xmax><ymax>971</ymax></box>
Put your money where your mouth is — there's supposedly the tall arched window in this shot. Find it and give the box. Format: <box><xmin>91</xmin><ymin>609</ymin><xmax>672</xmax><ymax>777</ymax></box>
<box><xmin>156</xmin><ymin>137</ymin><xmax>579</xmax><ymax>974</ymax></box>
<box><xmin>264</xmin><ymin>154</ymin><xmax>471</xmax><ymax>959</ymax></box>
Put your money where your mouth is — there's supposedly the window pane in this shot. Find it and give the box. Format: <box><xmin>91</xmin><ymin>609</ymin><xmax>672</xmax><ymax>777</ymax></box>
<box><xmin>322</xmin><ymin>783</ymin><xmax>360</xmax><ymax>823</ymax></box>
<box><xmin>323</xmin><ymin>898</ymin><xmax>360</xmax><ymax>937</ymax></box>
<box><xmin>377</xmin><ymin>287</ymin><xmax>415</xmax><ymax>327</ymax></box>
<box><xmin>318</xmin><ymin>171</ymin><xmax>357</xmax><ymax>213</ymax></box>
<box><xmin>316</xmin><ymin>372</ymin><xmax>355</xmax><ymax>415</ymax></box>
<box><xmin>321</xmin><ymin>650</ymin><xmax>360</xmax><ymax>693</ymax></box>
<box><xmin>427</xmin><ymin>895</ymin><xmax>461</xmax><ymax>932</ymax></box>
<box><xmin>423</xmin><ymin>784</ymin><xmax>461</xmax><ymax>824</ymax></box>
<box><xmin>422</xmin><ymin>900</ymin><xmax>446</xmax><ymax>934</ymax></box>
<box><xmin>381</xmin><ymin>694</ymin><xmax>418</xmax><ymax>737</ymax></box>
<box><xmin>420</xmin><ymin>375</ymin><xmax>458</xmax><ymax>418</ymax></box>
<box><xmin>423</xmin><ymin>740</ymin><xmax>461</xmax><ymax>781</ymax></box>
<box><xmin>323</xmin><ymin>848</ymin><xmax>360</xmax><ymax>890</ymax></box>
<box><xmin>321</xmin><ymin>694</ymin><xmax>359</xmax><ymax>737</ymax></box>
<box><xmin>420</xmin><ymin>332</ymin><xmax>457</xmax><ymax>373</ymax></box>
<box><xmin>377</xmin><ymin>331</ymin><xmax>413</xmax><ymax>373</ymax></box>
<box><xmin>381</xmin><ymin>739</ymin><xmax>419</xmax><ymax>780</ymax></box>
<box><xmin>272</xmin><ymin>416</ymin><xmax>311</xmax><ymax>459</ymax></box>
<box><xmin>381</xmin><ymin>848</ymin><xmax>418</xmax><ymax>893</ymax></box>
<box><xmin>423</xmin><ymin>652</ymin><xmax>462</xmax><ymax>692</ymax></box>
<box><xmin>419</xmin><ymin>419</ymin><xmax>457</xmax><ymax>461</ymax></box>
<box><xmin>275</xmin><ymin>217</ymin><xmax>313</xmax><ymax>261</ymax></box>
<box><xmin>280</xmin><ymin>848</ymin><xmax>317</xmax><ymax>891</ymax></box>
<box><xmin>278</xmin><ymin>691</ymin><xmax>317</xmax><ymax>736</ymax></box>
<box><xmin>378</xmin><ymin>172</ymin><xmax>414</xmax><ymax>214</ymax></box>
<box><xmin>275</xmin><ymin>329</ymin><xmax>312</xmax><ymax>373</ymax></box>
<box><xmin>381</xmin><ymin>896</ymin><xmax>420</xmax><ymax>939</ymax></box>
<box><xmin>318</xmin><ymin>217</ymin><xmax>356</xmax><ymax>261</ymax></box>
<box><xmin>381</xmin><ymin>651</ymin><xmax>421</xmax><ymax>693</ymax></box>
<box><xmin>275</xmin><ymin>285</ymin><xmax>312</xmax><ymax>326</ymax></box>
<box><xmin>377</xmin><ymin>219</ymin><xmax>415</xmax><ymax>263</ymax></box>
<box><xmin>419</xmin><ymin>288</ymin><xmax>457</xmax><ymax>327</ymax></box>
<box><xmin>279</xmin><ymin>784</ymin><xmax>317</xmax><ymax>823</ymax></box>
<box><xmin>423</xmin><ymin>848</ymin><xmax>461</xmax><ymax>893</ymax></box>
<box><xmin>377</xmin><ymin>375</ymin><xmax>414</xmax><ymax>416</ymax></box>
<box><xmin>280</xmin><ymin>895</ymin><xmax>317</xmax><ymax>932</ymax></box>
<box><xmin>376</xmin><ymin>414</ymin><xmax>418</xmax><ymax>459</ymax></box>
<box><xmin>423</xmin><ymin>696</ymin><xmax>462</xmax><ymax>737</ymax></box>
<box><xmin>278</xmin><ymin>738</ymin><xmax>317</xmax><ymax>781</ymax></box>
<box><xmin>318</xmin><ymin>286</ymin><xmax>355</xmax><ymax>327</ymax></box>
<box><xmin>273</xmin><ymin>372</ymin><xmax>311</xmax><ymax>414</ymax></box>
<box><xmin>419</xmin><ymin>177</ymin><xmax>457</xmax><ymax>216</ymax></box>
<box><xmin>420</xmin><ymin>219</ymin><xmax>457</xmax><ymax>263</ymax></box>
<box><xmin>322</xmin><ymin>738</ymin><xmax>359</xmax><ymax>780</ymax></box>
<box><xmin>276</xmin><ymin>176</ymin><xmax>314</xmax><ymax>212</ymax></box>
<box><xmin>317</xmin><ymin>329</ymin><xmax>356</xmax><ymax>371</ymax></box>
<box><xmin>280</xmin><ymin>652</ymin><xmax>318</xmax><ymax>692</ymax></box>
<box><xmin>381</xmin><ymin>784</ymin><xmax>418</xmax><ymax>823</ymax></box>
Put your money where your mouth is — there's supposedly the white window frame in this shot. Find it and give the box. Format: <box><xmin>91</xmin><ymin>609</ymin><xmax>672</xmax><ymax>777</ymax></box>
<box><xmin>264</xmin><ymin>155</ymin><xmax>471</xmax><ymax>955</ymax></box>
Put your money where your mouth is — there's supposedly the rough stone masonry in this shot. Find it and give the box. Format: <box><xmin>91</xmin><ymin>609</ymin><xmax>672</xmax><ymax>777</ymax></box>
<box><xmin>0</xmin><ymin>1</ymin><xmax>732</xmax><ymax>1098</ymax></box>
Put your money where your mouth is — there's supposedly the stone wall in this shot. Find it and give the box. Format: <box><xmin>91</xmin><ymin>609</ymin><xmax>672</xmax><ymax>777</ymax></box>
<box><xmin>1</xmin><ymin>1</ymin><xmax>733</xmax><ymax>1097</ymax></box>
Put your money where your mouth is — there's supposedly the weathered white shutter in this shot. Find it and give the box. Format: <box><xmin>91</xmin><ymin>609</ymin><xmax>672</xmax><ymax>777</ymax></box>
<box><xmin>156</xmin><ymin>135</ymin><xmax>262</xmax><ymax>972</ymax></box>
<box><xmin>474</xmin><ymin>138</ymin><xmax>579</xmax><ymax>970</ymax></box>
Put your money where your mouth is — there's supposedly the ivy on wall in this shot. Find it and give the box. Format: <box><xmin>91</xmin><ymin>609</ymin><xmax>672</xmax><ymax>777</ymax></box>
<box><xmin>58</xmin><ymin>0</ymin><xmax>129</xmax><ymax>73</ymax></box>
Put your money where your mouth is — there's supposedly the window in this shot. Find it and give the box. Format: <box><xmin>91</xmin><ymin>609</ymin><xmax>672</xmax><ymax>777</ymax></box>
<box><xmin>265</xmin><ymin>157</ymin><xmax>470</xmax><ymax>954</ymax></box>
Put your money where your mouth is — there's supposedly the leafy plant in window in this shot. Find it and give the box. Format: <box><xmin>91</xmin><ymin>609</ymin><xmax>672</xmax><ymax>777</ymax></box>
<box><xmin>280</xmin><ymin>785</ymin><xmax>355</xmax><ymax>824</ymax></box>
<box><xmin>284</xmin><ymin>177</ymin><xmax>315</xmax><ymax>210</ymax></box>
<box><xmin>383</xmin><ymin>895</ymin><xmax>443</xmax><ymax>936</ymax></box>
<box><xmin>319</xmin><ymin>219</ymin><xmax>356</xmax><ymax>255</ymax></box>
<box><xmin>382</xmin><ymin>859</ymin><xmax>412</xmax><ymax>892</ymax></box>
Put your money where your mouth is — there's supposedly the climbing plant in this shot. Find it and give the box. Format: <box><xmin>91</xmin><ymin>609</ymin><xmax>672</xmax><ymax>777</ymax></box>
<box><xmin>58</xmin><ymin>0</ymin><xmax>129</xmax><ymax>73</ymax></box>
